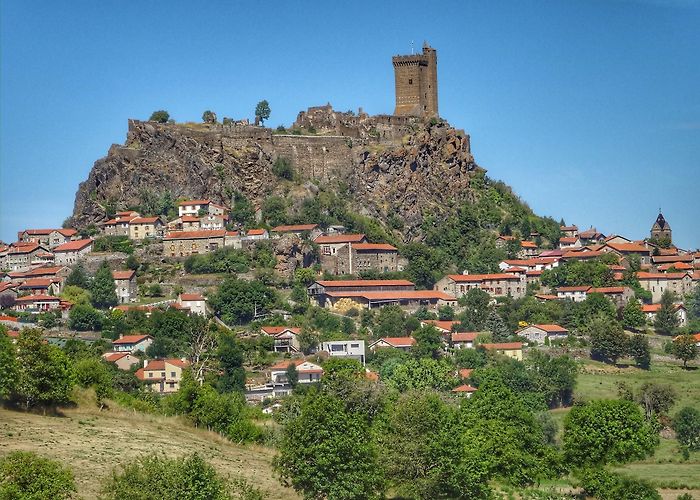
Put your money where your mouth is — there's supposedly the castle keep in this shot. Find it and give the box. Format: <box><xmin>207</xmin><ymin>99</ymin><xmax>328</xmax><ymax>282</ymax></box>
<box><xmin>392</xmin><ymin>43</ymin><xmax>439</xmax><ymax>118</ymax></box>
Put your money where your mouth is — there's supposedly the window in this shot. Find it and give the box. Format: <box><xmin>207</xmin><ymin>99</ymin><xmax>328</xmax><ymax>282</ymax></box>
<box><xmin>331</xmin><ymin>344</ymin><xmax>345</xmax><ymax>352</ymax></box>
<box><xmin>408</xmin><ymin>78</ymin><xmax>413</xmax><ymax>84</ymax></box>
<box><xmin>161</xmin><ymin>372</ymin><xmax>165</xmax><ymax>378</ymax></box>
<box><xmin>350</xmin><ymin>343</ymin><xmax>359</xmax><ymax>348</ymax></box>
<box><xmin>170</xmin><ymin>371</ymin><xmax>176</xmax><ymax>378</ymax></box>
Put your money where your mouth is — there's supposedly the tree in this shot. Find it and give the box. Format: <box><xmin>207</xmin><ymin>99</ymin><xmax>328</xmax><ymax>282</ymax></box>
<box><xmin>102</xmin><ymin>453</ymin><xmax>260</xmax><ymax>500</ymax></box>
<box><xmin>578</xmin><ymin>467</ymin><xmax>661</xmax><ymax>500</ymax></box>
<box><xmin>672</xmin><ymin>406</ymin><xmax>700</xmax><ymax>451</ymax></box>
<box><xmin>216</xmin><ymin>332</ymin><xmax>245</xmax><ymax>392</ymax></box>
<box><xmin>272</xmin><ymin>157</ymin><xmax>294</xmax><ymax>180</ymax></box>
<box><xmin>275</xmin><ymin>392</ymin><xmax>385</xmax><ymax>499</ymax></box>
<box><xmin>687</xmin><ymin>284</ymin><xmax>700</xmax><ymax>320</ymax></box>
<box><xmin>622</xmin><ymin>298</ymin><xmax>646</xmax><ymax>330</ymax></box>
<box><xmin>149</xmin><ymin>110</ymin><xmax>169</xmax><ymax>123</ymax></box>
<box><xmin>671</xmin><ymin>335</ymin><xmax>698</xmax><ymax>368</ymax></box>
<box><xmin>90</xmin><ymin>261</ymin><xmax>118</xmax><ymax>309</ymax></box>
<box><xmin>125</xmin><ymin>254</ymin><xmax>139</xmax><ymax>271</ymax></box>
<box><xmin>563</xmin><ymin>399</ymin><xmax>658</xmax><ymax>467</ymax></box>
<box><xmin>382</xmin><ymin>358</ymin><xmax>456</xmax><ymax>392</ymax></box>
<box><xmin>628</xmin><ymin>334</ymin><xmax>651</xmax><ymax>369</ymax></box>
<box><xmin>65</xmin><ymin>262</ymin><xmax>90</xmax><ymax>288</ymax></box>
<box><xmin>209</xmin><ymin>277</ymin><xmax>276</xmax><ymax>325</ymax></box>
<box><xmin>635</xmin><ymin>382</ymin><xmax>676</xmax><ymax>421</ymax></box>
<box><xmin>485</xmin><ymin>308</ymin><xmax>510</xmax><ymax>343</ymax></box>
<box><xmin>459</xmin><ymin>288</ymin><xmax>491</xmax><ymax>330</ymax></box>
<box><xmin>74</xmin><ymin>357</ymin><xmax>113</xmax><ymax>407</ymax></box>
<box><xmin>61</xmin><ymin>285</ymin><xmax>92</xmax><ymax>306</ymax></box>
<box><xmin>411</xmin><ymin>325</ymin><xmax>444</xmax><ymax>359</ymax></box>
<box><xmin>0</xmin><ymin>294</ymin><xmax>16</xmax><ymax>309</ymax></box>
<box><xmin>254</xmin><ymin>100</ymin><xmax>271</xmax><ymax>125</ymax></box>
<box><xmin>13</xmin><ymin>329</ymin><xmax>75</xmax><ymax>409</ymax></box>
<box><xmin>0</xmin><ymin>451</ymin><xmax>76</xmax><ymax>499</ymax></box>
<box><xmin>437</xmin><ymin>304</ymin><xmax>454</xmax><ymax>320</ymax></box>
<box><xmin>202</xmin><ymin>110</ymin><xmax>217</xmax><ymax>123</ymax></box>
<box><xmin>654</xmin><ymin>290</ymin><xmax>680</xmax><ymax>335</ymax></box>
<box><xmin>69</xmin><ymin>303</ymin><xmax>103</xmax><ymax>331</ymax></box>
<box><xmin>588</xmin><ymin>316</ymin><xmax>628</xmax><ymax>364</ymax></box>
<box><xmin>0</xmin><ymin>328</ymin><xmax>18</xmax><ymax>401</ymax></box>
<box><xmin>286</xmin><ymin>363</ymin><xmax>299</xmax><ymax>389</ymax></box>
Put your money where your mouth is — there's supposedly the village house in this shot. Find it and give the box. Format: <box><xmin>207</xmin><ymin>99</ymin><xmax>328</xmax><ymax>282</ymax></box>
<box><xmin>369</xmin><ymin>336</ymin><xmax>417</xmax><ymax>352</ymax></box>
<box><xmin>578</xmin><ymin>228</ymin><xmax>606</xmax><ymax>245</ymax></box>
<box><xmin>322</xmin><ymin>289</ymin><xmax>457</xmax><ymax>311</ymax></box>
<box><xmin>637</xmin><ymin>272</ymin><xmax>694</xmax><ymax>303</ymax></box>
<box><xmin>163</xmin><ymin>229</ymin><xmax>227</xmax><ymax>257</ymax></box>
<box><xmin>450</xmin><ymin>332</ymin><xmax>479</xmax><ymax>349</ymax></box>
<box><xmin>559</xmin><ymin>236</ymin><xmax>582</xmax><ymax>250</ymax></box>
<box><xmin>261</xmin><ymin>326</ymin><xmax>302</xmax><ymax>352</ymax></box>
<box><xmin>436</xmin><ymin>273</ymin><xmax>526</xmax><ymax>300</ymax></box>
<box><xmin>112</xmin><ymin>333</ymin><xmax>154</xmax><ymax>353</ymax></box>
<box><xmin>560</xmin><ymin>249</ymin><xmax>606</xmax><ymax>262</ymax></box>
<box><xmin>495</xmin><ymin>235</ymin><xmax>515</xmax><ymax>249</ymax></box>
<box><xmin>451</xmin><ymin>384</ymin><xmax>478</xmax><ymax>398</ymax></box>
<box><xmin>18</xmin><ymin>228</ymin><xmax>78</xmax><ymax>249</ymax></box>
<box><xmin>481</xmin><ymin>342</ymin><xmax>524</xmax><ymax>361</ymax></box>
<box><xmin>102</xmin><ymin>211</ymin><xmax>140</xmax><ymax>237</ymax></box>
<box><xmin>271</xmin><ymin>224</ymin><xmax>322</xmax><ymax>240</ymax></box>
<box><xmin>166</xmin><ymin>215</ymin><xmax>201</xmax><ymax>232</ymax></box>
<box><xmin>199</xmin><ymin>214</ymin><xmax>227</xmax><ymax>231</ymax></box>
<box><xmin>588</xmin><ymin>286</ymin><xmax>634</xmax><ymax>307</ymax></box>
<box><xmin>242</xmin><ymin>228</ymin><xmax>269</xmax><ymax>241</ymax></box>
<box><xmin>516</xmin><ymin>324</ymin><xmax>569</xmax><ymax>345</ymax></box>
<box><xmin>269</xmin><ymin>359</ymin><xmax>324</xmax><ymax>396</ymax></box>
<box><xmin>136</xmin><ymin>358</ymin><xmax>190</xmax><ymax>394</ymax></box>
<box><xmin>320</xmin><ymin>340</ymin><xmax>366</xmax><ymax>365</ymax></box>
<box><xmin>308</xmin><ymin>279</ymin><xmax>415</xmax><ymax>307</ymax></box>
<box><xmin>128</xmin><ymin>216</ymin><xmax>164</xmax><ymax>240</ymax></box>
<box><xmin>102</xmin><ymin>352</ymin><xmax>141</xmax><ymax>370</ymax></box>
<box><xmin>178</xmin><ymin>199</ymin><xmax>214</xmax><ymax>218</ymax></box>
<box><xmin>17</xmin><ymin>277</ymin><xmax>62</xmax><ymax>296</ymax></box>
<box><xmin>556</xmin><ymin>286</ymin><xmax>591</xmax><ymax>302</ymax></box>
<box><xmin>315</xmin><ymin>233</ymin><xmax>367</xmax><ymax>273</ymax></box>
<box><xmin>518</xmin><ymin>241</ymin><xmax>539</xmax><ymax>258</ymax></box>
<box><xmin>176</xmin><ymin>293</ymin><xmax>207</xmax><ymax>316</ymax></box>
<box><xmin>53</xmin><ymin>239</ymin><xmax>93</xmax><ymax>266</ymax></box>
<box><xmin>111</xmin><ymin>270</ymin><xmax>137</xmax><ymax>304</ymax></box>
<box><xmin>642</xmin><ymin>303</ymin><xmax>687</xmax><ymax>326</ymax></box>
<box><xmin>4</xmin><ymin>242</ymin><xmax>51</xmax><ymax>272</ymax></box>
<box><xmin>602</xmin><ymin>242</ymin><xmax>652</xmax><ymax>266</ymax></box>
<box><xmin>0</xmin><ymin>282</ymin><xmax>19</xmax><ymax>302</ymax></box>
<box><xmin>560</xmin><ymin>225</ymin><xmax>579</xmax><ymax>238</ymax></box>
<box><xmin>13</xmin><ymin>294</ymin><xmax>62</xmax><ymax>313</ymax></box>
<box><xmin>334</xmin><ymin>242</ymin><xmax>401</xmax><ymax>275</ymax></box>
<box><xmin>499</xmin><ymin>258</ymin><xmax>559</xmax><ymax>272</ymax></box>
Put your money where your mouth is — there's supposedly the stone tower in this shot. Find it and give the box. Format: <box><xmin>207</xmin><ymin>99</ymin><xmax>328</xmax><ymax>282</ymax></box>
<box><xmin>650</xmin><ymin>212</ymin><xmax>672</xmax><ymax>243</ymax></box>
<box><xmin>392</xmin><ymin>42</ymin><xmax>438</xmax><ymax>118</ymax></box>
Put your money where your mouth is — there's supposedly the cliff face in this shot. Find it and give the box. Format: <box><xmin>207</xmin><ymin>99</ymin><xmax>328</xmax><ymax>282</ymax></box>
<box><xmin>71</xmin><ymin>109</ymin><xmax>483</xmax><ymax>241</ymax></box>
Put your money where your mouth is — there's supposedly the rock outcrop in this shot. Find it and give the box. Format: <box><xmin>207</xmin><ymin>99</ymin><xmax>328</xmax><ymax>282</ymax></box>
<box><xmin>71</xmin><ymin>107</ymin><xmax>484</xmax><ymax>242</ymax></box>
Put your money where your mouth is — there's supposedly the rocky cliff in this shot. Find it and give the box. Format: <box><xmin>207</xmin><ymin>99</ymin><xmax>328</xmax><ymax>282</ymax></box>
<box><xmin>71</xmin><ymin>107</ymin><xmax>484</xmax><ymax>242</ymax></box>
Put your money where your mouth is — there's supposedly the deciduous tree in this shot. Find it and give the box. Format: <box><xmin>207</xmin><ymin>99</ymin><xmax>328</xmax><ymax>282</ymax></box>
<box><xmin>0</xmin><ymin>451</ymin><xmax>76</xmax><ymax>499</ymax></box>
<box><xmin>654</xmin><ymin>290</ymin><xmax>680</xmax><ymax>335</ymax></box>
<box><xmin>90</xmin><ymin>261</ymin><xmax>118</xmax><ymax>309</ymax></box>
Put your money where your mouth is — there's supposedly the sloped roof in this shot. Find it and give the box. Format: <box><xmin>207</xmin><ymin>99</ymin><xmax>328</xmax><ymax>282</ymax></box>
<box><xmin>53</xmin><ymin>239</ymin><xmax>92</xmax><ymax>252</ymax></box>
<box><xmin>271</xmin><ymin>224</ymin><xmax>318</xmax><ymax>232</ymax></box>
<box><xmin>315</xmin><ymin>279</ymin><xmax>414</xmax><ymax>288</ymax></box>
<box><xmin>113</xmin><ymin>334</ymin><xmax>152</xmax><ymax>345</ymax></box>
<box><xmin>447</xmin><ymin>273</ymin><xmax>521</xmax><ymax>282</ymax></box>
<box><xmin>314</xmin><ymin>233</ymin><xmax>366</xmax><ymax>244</ymax></box>
<box><xmin>164</xmin><ymin>229</ymin><xmax>226</xmax><ymax>240</ymax></box>
<box><xmin>112</xmin><ymin>270</ymin><xmax>136</xmax><ymax>280</ymax></box>
<box><xmin>481</xmin><ymin>342</ymin><xmax>524</xmax><ymax>350</ymax></box>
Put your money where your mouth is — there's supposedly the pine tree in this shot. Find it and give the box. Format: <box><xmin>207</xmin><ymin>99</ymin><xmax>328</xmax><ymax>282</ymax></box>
<box><xmin>622</xmin><ymin>298</ymin><xmax>646</xmax><ymax>330</ymax></box>
<box><xmin>90</xmin><ymin>261</ymin><xmax>118</xmax><ymax>309</ymax></box>
<box><xmin>687</xmin><ymin>284</ymin><xmax>700</xmax><ymax>321</ymax></box>
<box><xmin>485</xmin><ymin>309</ymin><xmax>510</xmax><ymax>343</ymax></box>
<box><xmin>654</xmin><ymin>290</ymin><xmax>680</xmax><ymax>335</ymax></box>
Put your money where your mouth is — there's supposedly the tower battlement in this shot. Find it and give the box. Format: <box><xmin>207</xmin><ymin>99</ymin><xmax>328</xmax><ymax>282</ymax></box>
<box><xmin>392</xmin><ymin>43</ymin><xmax>438</xmax><ymax>118</ymax></box>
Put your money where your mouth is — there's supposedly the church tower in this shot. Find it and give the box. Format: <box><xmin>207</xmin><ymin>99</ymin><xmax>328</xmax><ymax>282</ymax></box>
<box><xmin>392</xmin><ymin>42</ymin><xmax>438</xmax><ymax>118</ymax></box>
<box><xmin>650</xmin><ymin>212</ymin><xmax>672</xmax><ymax>243</ymax></box>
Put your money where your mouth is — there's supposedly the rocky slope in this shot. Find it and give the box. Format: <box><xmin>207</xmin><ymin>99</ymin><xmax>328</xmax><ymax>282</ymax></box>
<box><xmin>71</xmin><ymin>110</ymin><xmax>484</xmax><ymax>241</ymax></box>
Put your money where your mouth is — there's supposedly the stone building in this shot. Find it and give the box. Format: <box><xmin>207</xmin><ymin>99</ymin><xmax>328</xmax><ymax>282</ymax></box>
<box><xmin>392</xmin><ymin>43</ymin><xmax>439</xmax><ymax>118</ymax></box>
<box><xmin>650</xmin><ymin>212</ymin><xmax>672</xmax><ymax>243</ymax></box>
<box><xmin>436</xmin><ymin>273</ymin><xmax>526</xmax><ymax>300</ymax></box>
<box><xmin>163</xmin><ymin>230</ymin><xmax>226</xmax><ymax>257</ymax></box>
<box><xmin>112</xmin><ymin>270</ymin><xmax>137</xmax><ymax>304</ymax></box>
<box><xmin>335</xmin><ymin>243</ymin><xmax>400</xmax><ymax>275</ymax></box>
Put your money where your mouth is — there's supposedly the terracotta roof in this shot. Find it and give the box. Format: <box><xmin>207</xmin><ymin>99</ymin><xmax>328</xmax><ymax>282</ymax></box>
<box><xmin>562</xmin><ymin>250</ymin><xmax>605</xmax><ymax>259</ymax></box>
<box><xmin>421</xmin><ymin>319</ymin><xmax>461</xmax><ymax>332</ymax></box>
<box><xmin>326</xmin><ymin>290</ymin><xmax>457</xmax><ymax>301</ymax></box>
<box><xmin>652</xmin><ymin>254</ymin><xmax>694</xmax><ymax>264</ymax></box>
<box><xmin>0</xmin><ymin>283</ymin><xmax>18</xmax><ymax>293</ymax></box>
<box><xmin>5</xmin><ymin>330</ymin><xmax>19</xmax><ymax>338</ymax></box>
<box><xmin>130</xmin><ymin>217</ymin><xmax>161</xmax><ymax>224</ymax></box>
<box><xmin>246</xmin><ymin>229</ymin><xmax>267</xmax><ymax>236</ymax></box>
<box><xmin>374</xmin><ymin>337</ymin><xmax>416</xmax><ymax>348</ymax></box>
<box><xmin>179</xmin><ymin>293</ymin><xmax>205</xmax><ymax>301</ymax></box>
<box><xmin>180</xmin><ymin>215</ymin><xmax>200</xmax><ymax>222</ymax></box>
<box><xmin>269</xmin><ymin>358</ymin><xmax>323</xmax><ymax>373</ymax></box>
<box><xmin>637</xmin><ymin>271</ymin><xmax>690</xmax><ymax>280</ymax></box>
<box><xmin>589</xmin><ymin>287</ymin><xmax>627</xmax><ymax>294</ymax></box>
<box><xmin>504</xmin><ymin>267</ymin><xmax>527</xmax><ymax>273</ymax></box>
<box><xmin>271</xmin><ymin>224</ymin><xmax>318</xmax><ymax>232</ymax></box>
<box><xmin>21</xmin><ymin>229</ymin><xmax>55</xmax><ymax>236</ymax></box>
<box><xmin>452</xmin><ymin>384</ymin><xmax>478</xmax><ymax>393</ymax></box>
<box><xmin>0</xmin><ymin>315</ymin><xmax>20</xmax><ymax>321</ymax></box>
<box><xmin>18</xmin><ymin>278</ymin><xmax>60</xmax><ymax>288</ymax></box>
<box><xmin>520</xmin><ymin>324</ymin><xmax>568</xmax><ymax>333</ymax></box>
<box><xmin>641</xmin><ymin>304</ymin><xmax>685</xmax><ymax>313</ymax></box>
<box><xmin>352</xmin><ymin>243</ymin><xmax>398</xmax><ymax>251</ymax></box>
<box><xmin>559</xmin><ymin>237</ymin><xmax>579</xmax><ymax>244</ymax></box>
<box><xmin>164</xmin><ymin>229</ymin><xmax>226</xmax><ymax>240</ymax></box>
<box><xmin>520</xmin><ymin>241</ymin><xmax>538</xmax><ymax>248</ymax></box>
<box><xmin>606</xmin><ymin>242</ymin><xmax>650</xmax><ymax>253</ymax></box>
<box><xmin>113</xmin><ymin>334</ymin><xmax>152</xmax><ymax>345</ymax></box>
<box><xmin>261</xmin><ymin>326</ymin><xmax>301</xmax><ymax>335</ymax></box>
<box><xmin>452</xmin><ymin>332</ymin><xmax>479</xmax><ymax>342</ymax></box>
<box><xmin>538</xmin><ymin>250</ymin><xmax>564</xmax><ymax>258</ymax></box>
<box><xmin>526</xmin><ymin>270</ymin><xmax>543</xmax><ymax>276</ymax></box>
<box><xmin>497</xmin><ymin>235</ymin><xmax>516</xmax><ymax>241</ymax></box>
<box><xmin>502</xmin><ymin>258</ymin><xmax>558</xmax><ymax>266</ymax></box>
<box><xmin>116</xmin><ymin>211</ymin><xmax>139</xmax><ymax>216</ymax></box>
<box><xmin>557</xmin><ymin>286</ymin><xmax>591</xmax><ymax>292</ymax></box>
<box><xmin>225</xmin><ymin>231</ymin><xmax>240</xmax><ymax>237</ymax></box>
<box><xmin>315</xmin><ymin>279</ymin><xmax>414</xmax><ymax>288</ymax></box>
<box><xmin>8</xmin><ymin>243</ymin><xmax>42</xmax><ymax>254</ymax></box>
<box><xmin>314</xmin><ymin>233</ymin><xmax>366</xmax><ymax>244</ymax></box>
<box><xmin>535</xmin><ymin>294</ymin><xmax>558</xmax><ymax>300</ymax></box>
<box><xmin>481</xmin><ymin>342</ymin><xmax>524</xmax><ymax>350</ymax></box>
<box><xmin>178</xmin><ymin>199</ymin><xmax>210</xmax><ymax>206</ymax></box>
<box><xmin>112</xmin><ymin>270</ymin><xmax>136</xmax><ymax>280</ymax></box>
<box><xmin>658</xmin><ymin>262</ymin><xmax>693</xmax><ymax>271</ymax></box>
<box><xmin>104</xmin><ymin>352</ymin><xmax>130</xmax><ymax>362</ymax></box>
<box><xmin>560</xmin><ymin>225</ymin><xmax>578</xmax><ymax>231</ymax></box>
<box><xmin>53</xmin><ymin>239</ymin><xmax>92</xmax><ymax>252</ymax></box>
<box><xmin>56</xmin><ymin>229</ymin><xmax>77</xmax><ymax>237</ymax></box>
<box><xmin>15</xmin><ymin>294</ymin><xmax>60</xmax><ymax>302</ymax></box>
<box><xmin>447</xmin><ymin>273</ymin><xmax>521</xmax><ymax>282</ymax></box>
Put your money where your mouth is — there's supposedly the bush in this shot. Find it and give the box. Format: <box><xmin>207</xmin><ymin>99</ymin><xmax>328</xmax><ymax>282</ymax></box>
<box><xmin>69</xmin><ymin>304</ymin><xmax>103</xmax><ymax>331</ymax></box>
<box><xmin>149</xmin><ymin>110</ymin><xmax>169</xmax><ymax>123</ymax></box>
<box><xmin>579</xmin><ymin>467</ymin><xmax>660</xmax><ymax>500</ymax></box>
<box><xmin>0</xmin><ymin>451</ymin><xmax>76</xmax><ymax>499</ymax></box>
<box><xmin>272</xmin><ymin>157</ymin><xmax>294</xmax><ymax>180</ymax></box>
<box><xmin>672</xmin><ymin>406</ymin><xmax>700</xmax><ymax>451</ymax></box>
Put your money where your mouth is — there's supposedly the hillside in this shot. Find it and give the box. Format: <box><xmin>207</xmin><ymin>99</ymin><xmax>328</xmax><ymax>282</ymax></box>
<box><xmin>69</xmin><ymin>108</ymin><xmax>560</xmax><ymax>249</ymax></box>
<box><xmin>0</xmin><ymin>403</ymin><xmax>296</xmax><ymax>499</ymax></box>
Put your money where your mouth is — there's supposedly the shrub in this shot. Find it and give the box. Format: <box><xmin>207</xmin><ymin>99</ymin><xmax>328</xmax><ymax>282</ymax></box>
<box><xmin>0</xmin><ymin>451</ymin><xmax>76</xmax><ymax>499</ymax></box>
<box><xmin>272</xmin><ymin>157</ymin><xmax>294</xmax><ymax>180</ymax></box>
<box><xmin>673</xmin><ymin>406</ymin><xmax>700</xmax><ymax>451</ymax></box>
<box><xmin>149</xmin><ymin>110</ymin><xmax>169</xmax><ymax>123</ymax></box>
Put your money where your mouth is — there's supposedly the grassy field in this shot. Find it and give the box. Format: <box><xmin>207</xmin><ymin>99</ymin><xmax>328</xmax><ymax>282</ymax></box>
<box><xmin>550</xmin><ymin>358</ymin><xmax>700</xmax><ymax>497</ymax></box>
<box><xmin>0</xmin><ymin>398</ymin><xmax>297</xmax><ymax>499</ymax></box>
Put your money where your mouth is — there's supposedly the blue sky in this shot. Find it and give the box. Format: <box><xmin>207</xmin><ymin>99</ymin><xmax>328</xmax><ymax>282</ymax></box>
<box><xmin>1</xmin><ymin>0</ymin><xmax>698</xmax><ymax>248</ymax></box>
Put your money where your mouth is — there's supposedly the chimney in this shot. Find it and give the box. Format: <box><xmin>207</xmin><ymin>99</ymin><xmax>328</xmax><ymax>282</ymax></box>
<box><xmin>143</xmin><ymin>359</ymin><xmax>148</xmax><ymax>368</ymax></box>
<box><xmin>119</xmin><ymin>333</ymin><xmax>124</xmax><ymax>339</ymax></box>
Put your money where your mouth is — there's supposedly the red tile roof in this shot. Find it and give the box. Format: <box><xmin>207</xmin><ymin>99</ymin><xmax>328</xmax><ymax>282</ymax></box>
<box><xmin>270</xmin><ymin>358</ymin><xmax>323</xmax><ymax>373</ymax></box>
<box><xmin>104</xmin><ymin>352</ymin><xmax>130</xmax><ymax>362</ymax></box>
<box><xmin>21</xmin><ymin>229</ymin><xmax>55</xmax><ymax>236</ymax></box>
<box><xmin>8</xmin><ymin>243</ymin><xmax>42</xmax><ymax>254</ymax></box>
<box><xmin>352</xmin><ymin>243</ymin><xmax>398</xmax><ymax>251</ymax></box>
<box><xmin>653</xmin><ymin>255</ymin><xmax>694</xmax><ymax>264</ymax></box>
<box><xmin>458</xmin><ymin>368</ymin><xmax>473</xmax><ymax>379</ymax></box>
<box><xmin>452</xmin><ymin>332</ymin><xmax>479</xmax><ymax>342</ymax></box>
<box><xmin>178</xmin><ymin>199</ymin><xmax>210</xmax><ymax>206</ymax></box>
<box><xmin>271</xmin><ymin>224</ymin><xmax>318</xmax><ymax>232</ymax></box>
<box><xmin>421</xmin><ymin>319</ymin><xmax>461</xmax><ymax>332</ymax></box>
<box><xmin>589</xmin><ymin>287</ymin><xmax>627</xmax><ymax>294</ymax></box>
<box><xmin>535</xmin><ymin>294</ymin><xmax>558</xmax><ymax>301</ymax></box>
<box><xmin>180</xmin><ymin>215</ymin><xmax>200</xmax><ymax>222</ymax></box>
<box><xmin>557</xmin><ymin>286</ymin><xmax>591</xmax><ymax>292</ymax></box>
<box><xmin>520</xmin><ymin>241</ymin><xmax>538</xmax><ymax>248</ymax></box>
<box><xmin>481</xmin><ymin>342</ymin><xmax>524</xmax><ymax>350</ymax></box>
<box><xmin>637</xmin><ymin>272</ymin><xmax>690</xmax><ymax>280</ymax></box>
<box><xmin>521</xmin><ymin>324</ymin><xmax>568</xmax><ymax>333</ymax></box>
<box><xmin>314</xmin><ymin>233</ymin><xmax>366</xmax><ymax>244</ymax></box>
<box><xmin>561</xmin><ymin>250</ymin><xmax>605</xmax><ymax>259</ymax></box>
<box><xmin>316</xmin><ymin>279</ymin><xmax>414</xmax><ymax>287</ymax></box>
<box><xmin>53</xmin><ymin>239</ymin><xmax>93</xmax><ymax>252</ymax></box>
<box><xmin>560</xmin><ymin>225</ymin><xmax>578</xmax><ymax>231</ymax></box>
<box><xmin>559</xmin><ymin>237</ymin><xmax>579</xmax><ymax>244</ymax></box>
<box><xmin>130</xmin><ymin>217</ymin><xmax>161</xmax><ymax>224</ymax></box>
<box><xmin>447</xmin><ymin>273</ymin><xmax>521</xmax><ymax>282</ymax></box>
<box><xmin>375</xmin><ymin>337</ymin><xmax>416</xmax><ymax>348</ymax></box>
<box><xmin>452</xmin><ymin>384</ymin><xmax>478</xmax><ymax>393</ymax></box>
<box><xmin>179</xmin><ymin>293</ymin><xmax>205</xmax><ymax>301</ymax></box>
<box><xmin>658</xmin><ymin>262</ymin><xmax>693</xmax><ymax>271</ymax></box>
<box><xmin>112</xmin><ymin>270</ymin><xmax>136</xmax><ymax>280</ymax></box>
<box><xmin>246</xmin><ymin>229</ymin><xmax>267</xmax><ymax>236</ymax></box>
<box><xmin>15</xmin><ymin>294</ymin><xmax>60</xmax><ymax>302</ymax></box>
<box><xmin>18</xmin><ymin>278</ymin><xmax>60</xmax><ymax>288</ymax></box>
<box><xmin>164</xmin><ymin>229</ymin><xmax>226</xmax><ymax>240</ymax></box>
<box><xmin>261</xmin><ymin>326</ymin><xmax>301</xmax><ymax>335</ymax></box>
<box><xmin>326</xmin><ymin>290</ymin><xmax>457</xmax><ymax>301</ymax></box>
<box><xmin>113</xmin><ymin>334</ymin><xmax>152</xmax><ymax>345</ymax></box>
<box><xmin>641</xmin><ymin>304</ymin><xmax>685</xmax><ymax>313</ymax></box>
<box><xmin>606</xmin><ymin>242</ymin><xmax>650</xmax><ymax>253</ymax></box>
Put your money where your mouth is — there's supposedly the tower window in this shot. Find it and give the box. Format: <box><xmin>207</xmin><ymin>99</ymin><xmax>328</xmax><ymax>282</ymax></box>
<box><xmin>408</xmin><ymin>79</ymin><xmax>412</xmax><ymax>84</ymax></box>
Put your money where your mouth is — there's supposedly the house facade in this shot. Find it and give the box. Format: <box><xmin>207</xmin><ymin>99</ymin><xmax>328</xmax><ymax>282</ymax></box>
<box><xmin>369</xmin><ymin>336</ymin><xmax>416</xmax><ymax>351</ymax></box>
<box><xmin>136</xmin><ymin>358</ymin><xmax>190</xmax><ymax>394</ymax></box>
<box><xmin>481</xmin><ymin>342</ymin><xmax>524</xmax><ymax>361</ymax></box>
<box><xmin>637</xmin><ymin>272</ymin><xmax>694</xmax><ymax>303</ymax></box>
<box><xmin>436</xmin><ymin>273</ymin><xmax>526</xmax><ymax>299</ymax></box>
<box><xmin>128</xmin><ymin>217</ymin><xmax>164</xmax><ymax>240</ymax></box>
<box><xmin>53</xmin><ymin>239</ymin><xmax>93</xmax><ymax>266</ymax></box>
<box><xmin>334</xmin><ymin>243</ymin><xmax>400</xmax><ymax>275</ymax></box>
<box><xmin>320</xmin><ymin>340</ymin><xmax>366</xmax><ymax>365</ymax></box>
<box><xmin>13</xmin><ymin>294</ymin><xmax>61</xmax><ymax>313</ymax></box>
<box><xmin>176</xmin><ymin>293</ymin><xmax>207</xmax><ymax>316</ymax></box>
<box><xmin>163</xmin><ymin>230</ymin><xmax>227</xmax><ymax>257</ymax></box>
<box><xmin>516</xmin><ymin>324</ymin><xmax>569</xmax><ymax>345</ymax></box>
<box><xmin>112</xmin><ymin>334</ymin><xmax>154</xmax><ymax>353</ymax></box>
<box><xmin>261</xmin><ymin>326</ymin><xmax>301</xmax><ymax>352</ymax></box>
<box><xmin>112</xmin><ymin>270</ymin><xmax>137</xmax><ymax>304</ymax></box>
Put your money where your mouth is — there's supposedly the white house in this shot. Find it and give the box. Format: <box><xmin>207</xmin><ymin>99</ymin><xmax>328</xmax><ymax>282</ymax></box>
<box><xmin>176</xmin><ymin>293</ymin><xmax>207</xmax><ymax>316</ymax></box>
<box><xmin>556</xmin><ymin>286</ymin><xmax>591</xmax><ymax>302</ymax></box>
<box><xmin>642</xmin><ymin>303</ymin><xmax>687</xmax><ymax>327</ymax></box>
<box><xmin>261</xmin><ymin>326</ymin><xmax>302</xmax><ymax>353</ymax></box>
<box><xmin>320</xmin><ymin>340</ymin><xmax>366</xmax><ymax>365</ymax></box>
<box><xmin>269</xmin><ymin>359</ymin><xmax>323</xmax><ymax>396</ymax></box>
<box><xmin>178</xmin><ymin>199</ymin><xmax>212</xmax><ymax>218</ymax></box>
<box><xmin>112</xmin><ymin>333</ymin><xmax>153</xmax><ymax>353</ymax></box>
<box><xmin>516</xmin><ymin>324</ymin><xmax>569</xmax><ymax>345</ymax></box>
<box><xmin>369</xmin><ymin>336</ymin><xmax>416</xmax><ymax>352</ymax></box>
<box><xmin>451</xmin><ymin>332</ymin><xmax>479</xmax><ymax>349</ymax></box>
<box><xmin>102</xmin><ymin>352</ymin><xmax>141</xmax><ymax>370</ymax></box>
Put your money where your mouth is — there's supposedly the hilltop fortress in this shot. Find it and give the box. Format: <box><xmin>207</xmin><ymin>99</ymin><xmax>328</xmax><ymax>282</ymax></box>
<box><xmin>72</xmin><ymin>44</ymin><xmax>483</xmax><ymax>239</ymax></box>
